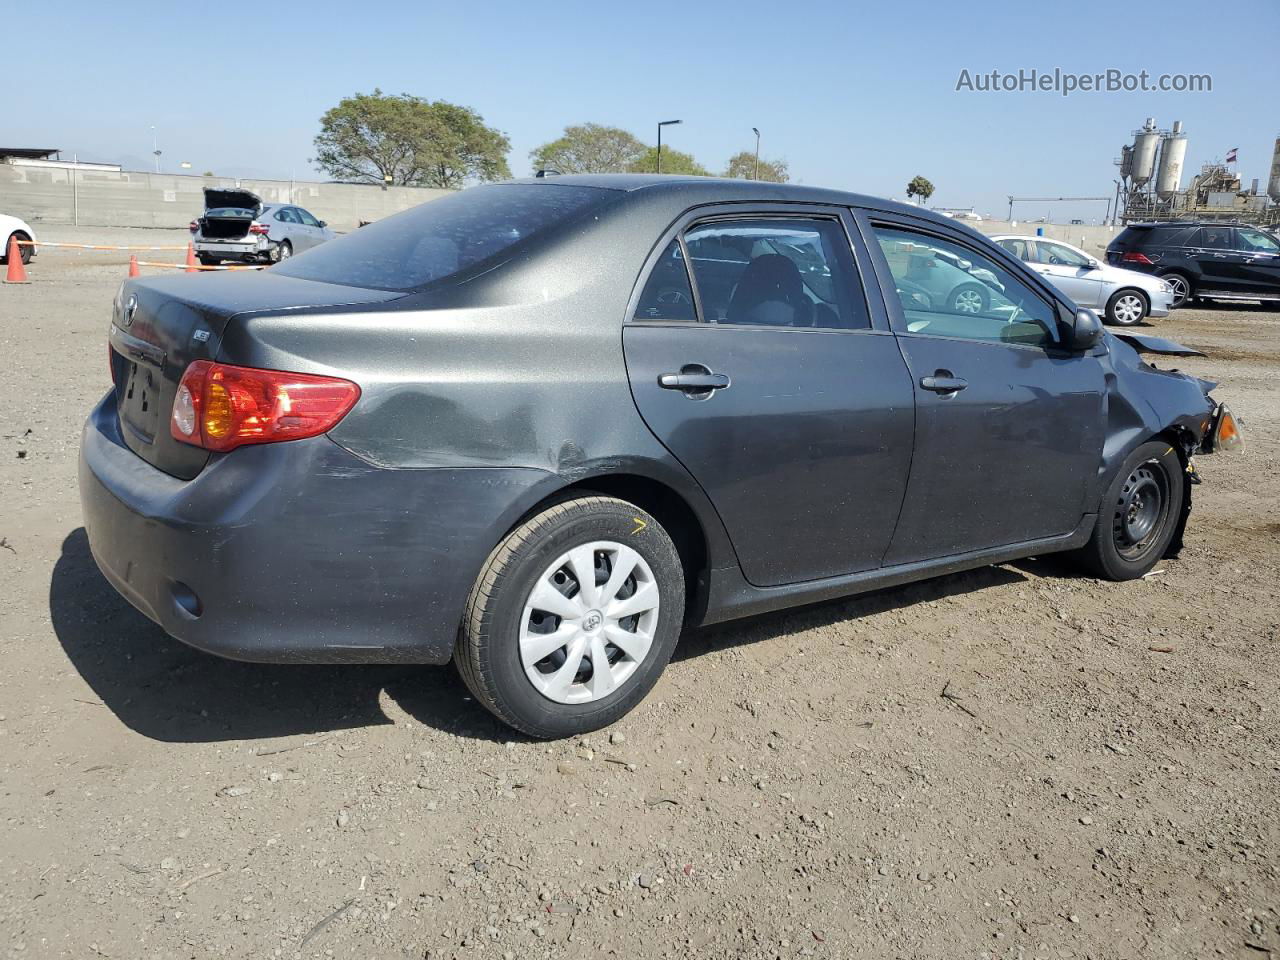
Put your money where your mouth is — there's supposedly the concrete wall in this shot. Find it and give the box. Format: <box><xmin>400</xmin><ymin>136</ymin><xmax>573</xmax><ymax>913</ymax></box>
<box><xmin>971</xmin><ymin>220</ymin><xmax>1122</xmax><ymax>256</ymax></box>
<box><xmin>0</xmin><ymin>163</ymin><xmax>450</xmax><ymax>231</ymax></box>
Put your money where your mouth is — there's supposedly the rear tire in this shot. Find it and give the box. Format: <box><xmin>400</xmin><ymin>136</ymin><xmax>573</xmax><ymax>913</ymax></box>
<box><xmin>1076</xmin><ymin>441</ymin><xmax>1184</xmax><ymax>581</ymax></box>
<box><xmin>273</xmin><ymin>240</ymin><xmax>292</xmax><ymax>262</ymax></box>
<box><xmin>454</xmin><ymin>496</ymin><xmax>685</xmax><ymax>739</ymax></box>
<box><xmin>1163</xmin><ymin>272</ymin><xmax>1193</xmax><ymax>308</ymax></box>
<box><xmin>1105</xmin><ymin>288</ymin><xmax>1148</xmax><ymax>326</ymax></box>
<box><xmin>197</xmin><ymin>254</ymin><xmax>220</xmax><ymax>267</ymax></box>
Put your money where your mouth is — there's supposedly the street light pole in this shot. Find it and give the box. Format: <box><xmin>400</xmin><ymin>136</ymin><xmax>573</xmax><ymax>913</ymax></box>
<box><xmin>150</xmin><ymin>125</ymin><xmax>161</xmax><ymax>173</ymax></box>
<box><xmin>752</xmin><ymin>127</ymin><xmax>760</xmax><ymax>180</ymax></box>
<box><xmin>656</xmin><ymin>119</ymin><xmax>681</xmax><ymax>174</ymax></box>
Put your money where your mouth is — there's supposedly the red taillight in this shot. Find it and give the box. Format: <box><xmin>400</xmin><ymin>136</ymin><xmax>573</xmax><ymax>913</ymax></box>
<box><xmin>1121</xmin><ymin>251</ymin><xmax>1154</xmax><ymax>265</ymax></box>
<box><xmin>249</xmin><ymin>223</ymin><xmax>270</xmax><ymax>235</ymax></box>
<box><xmin>170</xmin><ymin>361</ymin><xmax>360</xmax><ymax>453</ymax></box>
<box><xmin>188</xmin><ymin>220</ymin><xmax>199</xmax><ymax>233</ymax></box>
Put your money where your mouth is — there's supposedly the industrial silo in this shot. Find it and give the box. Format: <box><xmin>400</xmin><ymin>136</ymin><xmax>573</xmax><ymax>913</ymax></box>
<box><xmin>1131</xmin><ymin>118</ymin><xmax>1160</xmax><ymax>187</ymax></box>
<box><xmin>1119</xmin><ymin>144</ymin><xmax>1133</xmax><ymax>180</ymax></box>
<box><xmin>1156</xmin><ymin>121</ymin><xmax>1188</xmax><ymax>199</ymax></box>
<box><xmin>1269</xmin><ymin>135</ymin><xmax>1280</xmax><ymax>203</ymax></box>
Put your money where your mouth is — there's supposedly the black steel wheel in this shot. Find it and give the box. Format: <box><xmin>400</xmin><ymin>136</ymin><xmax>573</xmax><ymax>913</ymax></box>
<box><xmin>1076</xmin><ymin>440</ymin><xmax>1184</xmax><ymax>580</ymax></box>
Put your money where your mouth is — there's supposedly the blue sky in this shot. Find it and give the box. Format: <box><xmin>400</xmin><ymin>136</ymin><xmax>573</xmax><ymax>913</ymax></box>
<box><xmin>8</xmin><ymin>0</ymin><xmax>1278</xmax><ymax>221</ymax></box>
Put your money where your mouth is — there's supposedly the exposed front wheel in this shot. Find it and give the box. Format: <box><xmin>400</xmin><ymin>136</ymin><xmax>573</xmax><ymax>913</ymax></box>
<box><xmin>3</xmin><ymin>232</ymin><xmax>33</xmax><ymax>265</ymax></box>
<box><xmin>1076</xmin><ymin>441</ymin><xmax>1184</xmax><ymax>580</ymax></box>
<box><xmin>1105</xmin><ymin>288</ymin><xmax>1148</xmax><ymax>326</ymax></box>
<box><xmin>454</xmin><ymin>496</ymin><xmax>686</xmax><ymax>738</ymax></box>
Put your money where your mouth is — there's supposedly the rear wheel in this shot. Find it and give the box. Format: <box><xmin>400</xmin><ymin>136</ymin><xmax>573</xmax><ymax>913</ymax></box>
<box><xmin>1163</xmin><ymin>272</ymin><xmax>1192</xmax><ymax>308</ymax></box>
<box><xmin>273</xmin><ymin>240</ymin><xmax>292</xmax><ymax>263</ymax></box>
<box><xmin>454</xmin><ymin>496</ymin><xmax>685</xmax><ymax>738</ymax></box>
<box><xmin>1105</xmin><ymin>288</ymin><xmax>1148</xmax><ymax>326</ymax></box>
<box><xmin>197</xmin><ymin>254</ymin><xmax>220</xmax><ymax>267</ymax></box>
<box><xmin>949</xmin><ymin>283</ymin><xmax>989</xmax><ymax>314</ymax></box>
<box><xmin>1076</xmin><ymin>441</ymin><xmax>1184</xmax><ymax>580</ymax></box>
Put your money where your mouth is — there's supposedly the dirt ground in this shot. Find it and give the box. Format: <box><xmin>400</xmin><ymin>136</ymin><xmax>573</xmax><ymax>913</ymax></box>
<box><xmin>2</xmin><ymin>231</ymin><xmax>1278</xmax><ymax>960</ymax></box>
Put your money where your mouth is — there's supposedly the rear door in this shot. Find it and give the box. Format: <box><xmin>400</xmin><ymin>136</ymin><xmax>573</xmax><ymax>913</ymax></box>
<box><xmin>623</xmin><ymin>206</ymin><xmax>915</xmax><ymax>587</ymax></box>
<box><xmin>1030</xmin><ymin>240</ymin><xmax>1107</xmax><ymax>309</ymax></box>
<box><xmin>859</xmin><ymin>214</ymin><xmax>1105</xmax><ymax>564</ymax></box>
<box><xmin>1187</xmin><ymin>226</ymin><xmax>1245</xmax><ymax>292</ymax></box>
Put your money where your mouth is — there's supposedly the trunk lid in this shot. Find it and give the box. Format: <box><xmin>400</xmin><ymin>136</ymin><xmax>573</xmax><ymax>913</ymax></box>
<box><xmin>199</xmin><ymin>188</ymin><xmax>263</xmax><ymax>240</ymax></box>
<box><xmin>109</xmin><ymin>271</ymin><xmax>402</xmax><ymax>480</ymax></box>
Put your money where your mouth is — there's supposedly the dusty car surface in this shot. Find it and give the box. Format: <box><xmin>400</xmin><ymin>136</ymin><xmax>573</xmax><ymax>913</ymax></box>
<box><xmin>80</xmin><ymin>175</ymin><xmax>1242</xmax><ymax>737</ymax></box>
<box><xmin>190</xmin><ymin>188</ymin><xmax>333</xmax><ymax>265</ymax></box>
<box><xmin>993</xmin><ymin>234</ymin><xmax>1175</xmax><ymax>326</ymax></box>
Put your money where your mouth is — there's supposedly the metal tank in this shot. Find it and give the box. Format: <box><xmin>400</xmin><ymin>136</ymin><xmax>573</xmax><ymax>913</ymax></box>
<box><xmin>1131</xmin><ymin>118</ymin><xmax>1160</xmax><ymax>187</ymax></box>
<box><xmin>1156</xmin><ymin>120</ymin><xmax>1188</xmax><ymax>200</ymax></box>
<box><xmin>1119</xmin><ymin>144</ymin><xmax>1133</xmax><ymax>180</ymax></box>
<box><xmin>1269</xmin><ymin>135</ymin><xmax>1280</xmax><ymax>203</ymax></box>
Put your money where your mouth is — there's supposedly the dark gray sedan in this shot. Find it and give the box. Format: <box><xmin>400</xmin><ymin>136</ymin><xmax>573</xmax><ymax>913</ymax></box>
<box><xmin>81</xmin><ymin>176</ymin><xmax>1242</xmax><ymax>737</ymax></box>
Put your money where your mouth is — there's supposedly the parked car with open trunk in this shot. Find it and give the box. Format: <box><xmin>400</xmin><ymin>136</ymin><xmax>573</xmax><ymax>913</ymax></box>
<box><xmin>190</xmin><ymin>188</ymin><xmax>334</xmax><ymax>266</ymax></box>
<box><xmin>82</xmin><ymin>176</ymin><xmax>1242</xmax><ymax>738</ymax></box>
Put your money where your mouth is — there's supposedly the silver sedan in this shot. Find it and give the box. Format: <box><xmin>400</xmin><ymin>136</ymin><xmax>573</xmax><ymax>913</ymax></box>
<box><xmin>991</xmin><ymin>235</ymin><xmax>1174</xmax><ymax>326</ymax></box>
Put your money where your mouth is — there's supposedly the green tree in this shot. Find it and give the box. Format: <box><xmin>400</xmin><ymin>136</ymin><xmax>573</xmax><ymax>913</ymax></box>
<box><xmin>723</xmin><ymin>150</ymin><xmax>789</xmax><ymax>183</ymax></box>
<box><xmin>628</xmin><ymin>146</ymin><xmax>710</xmax><ymax>176</ymax></box>
<box><xmin>313</xmin><ymin>89</ymin><xmax>511</xmax><ymax>188</ymax></box>
<box><xmin>529</xmin><ymin>123</ymin><xmax>647</xmax><ymax>174</ymax></box>
<box><xmin>906</xmin><ymin>175</ymin><xmax>935</xmax><ymax>205</ymax></box>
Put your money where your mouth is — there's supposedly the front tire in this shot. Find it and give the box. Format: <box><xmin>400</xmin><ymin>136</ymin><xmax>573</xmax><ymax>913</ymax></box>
<box><xmin>454</xmin><ymin>496</ymin><xmax>686</xmax><ymax>739</ymax></box>
<box><xmin>3</xmin><ymin>232</ymin><xmax>33</xmax><ymax>265</ymax></box>
<box><xmin>1077</xmin><ymin>441</ymin><xmax>1184</xmax><ymax>580</ymax></box>
<box><xmin>1105</xmin><ymin>288</ymin><xmax>1148</xmax><ymax>326</ymax></box>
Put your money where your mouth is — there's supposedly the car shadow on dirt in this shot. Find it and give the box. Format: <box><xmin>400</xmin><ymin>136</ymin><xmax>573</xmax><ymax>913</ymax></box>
<box><xmin>49</xmin><ymin>528</ymin><xmax>512</xmax><ymax>744</ymax></box>
<box><xmin>674</xmin><ymin>563</ymin><xmax>1030</xmax><ymax>662</ymax></box>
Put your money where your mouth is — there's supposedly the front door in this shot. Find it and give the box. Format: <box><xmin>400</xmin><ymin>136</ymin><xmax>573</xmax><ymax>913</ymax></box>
<box><xmin>862</xmin><ymin>217</ymin><xmax>1106</xmax><ymax>565</ymax></box>
<box><xmin>1188</xmin><ymin>225</ymin><xmax>1246</xmax><ymax>292</ymax></box>
<box><xmin>623</xmin><ymin>210</ymin><xmax>916</xmax><ymax>587</ymax></box>
<box><xmin>1232</xmin><ymin>226</ymin><xmax>1280</xmax><ymax>297</ymax></box>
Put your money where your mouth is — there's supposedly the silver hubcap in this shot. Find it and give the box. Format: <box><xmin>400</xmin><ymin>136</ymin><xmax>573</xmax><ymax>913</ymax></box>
<box><xmin>953</xmin><ymin>289</ymin><xmax>983</xmax><ymax>313</ymax></box>
<box><xmin>1113</xmin><ymin>294</ymin><xmax>1144</xmax><ymax>324</ymax></box>
<box><xmin>1168</xmin><ymin>276</ymin><xmax>1188</xmax><ymax>303</ymax></box>
<box><xmin>519</xmin><ymin>541</ymin><xmax>660</xmax><ymax>705</ymax></box>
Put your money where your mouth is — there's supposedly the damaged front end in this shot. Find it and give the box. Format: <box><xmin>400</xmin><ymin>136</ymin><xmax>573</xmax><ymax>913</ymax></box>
<box><xmin>1102</xmin><ymin>329</ymin><xmax>1243</xmax><ymax>556</ymax></box>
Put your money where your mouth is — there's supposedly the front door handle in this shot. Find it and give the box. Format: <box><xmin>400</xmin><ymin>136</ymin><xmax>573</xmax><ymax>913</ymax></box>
<box><xmin>920</xmin><ymin>374</ymin><xmax>968</xmax><ymax>394</ymax></box>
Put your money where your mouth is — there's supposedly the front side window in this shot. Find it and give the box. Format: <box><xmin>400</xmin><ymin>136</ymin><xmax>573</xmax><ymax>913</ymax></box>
<box><xmin>1196</xmin><ymin>227</ymin><xmax>1233</xmax><ymax>250</ymax></box>
<box><xmin>296</xmin><ymin>207</ymin><xmax>321</xmax><ymax>227</ymax></box>
<box><xmin>872</xmin><ymin>226</ymin><xmax>1057</xmax><ymax>347</ymax></box>
<box><xmin>1036</xmin><ymin>241</ymin><xmax>1091</xmax><ymax>268</ymax></box>
<box><xmin>1236</xmin><ymin>228</ymin><xmax>1280</xmax><ymax>254</ymax></box>
<box><xmin>680</xmin><ymin>218</ymin><xmax>868</xmax><ymax>329</ymax></box>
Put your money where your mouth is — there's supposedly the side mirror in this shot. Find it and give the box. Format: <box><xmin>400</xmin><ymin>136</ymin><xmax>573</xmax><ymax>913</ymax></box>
<box><xmin>1068</xmin><ymin>309</ymin><xmax>1103</xmax><ymax>351</ymax></box>
<box><xmin>318</xmin><ymin>220</ymin><xmax>327</xmax><ymax>228</ymax></box>
<box><xmin>1085</xmin><ymin>257</ymin><xmax>1100</xmax><ymax>270</ymax></box>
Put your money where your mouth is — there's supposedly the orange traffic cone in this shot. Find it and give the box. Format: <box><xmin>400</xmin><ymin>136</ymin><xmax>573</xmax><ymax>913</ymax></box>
<box><xmin>185</xmin><ymin>242</ymin><xmax>198</xmax><ymax>273</ymax></box>
<box><xmin>128</xmin><ymin>255</ymin><xmax>140</xmax><ymax>278</ymax></box>
<box><xmin>4</xmin><ymin>235</ymin><xmax>30</xmax><ymax>283</ymax></box>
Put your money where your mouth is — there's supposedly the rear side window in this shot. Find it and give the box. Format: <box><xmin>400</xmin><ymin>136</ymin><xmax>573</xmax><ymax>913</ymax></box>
<box><xmin>997</xmin><ymin>238</ymin><xmax>1030</xmax><ymax>260</ymax></box>
<box><xmin>273</xmin><ymin>184</ymin><xmax>615</xmax><ymax>291</ymax></box>
<box><xmin>1195</xmin><ymin>226</ymin><xmax>1233</xmax><ymax>250</ymax></box>
<box><xmin>634</xmin><ymin>240</ymin><xmax>696</xmax><ymax>321</ymax></box>
<box><xmin>682</xmin><ymin>219</ymin><xmax>869</xmax><ymax>329</ymax></box>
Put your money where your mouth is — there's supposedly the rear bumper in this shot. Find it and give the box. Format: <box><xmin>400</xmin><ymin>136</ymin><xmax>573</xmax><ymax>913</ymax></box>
<box><xmin>79</xmin><ymin>393</ymin><xmax>554</xmax><ymax>664</ymax></box>
<box><xmin>193</xmin><ymin>238</ymin><xmax>267</xmax><ymax>259</ymax></box>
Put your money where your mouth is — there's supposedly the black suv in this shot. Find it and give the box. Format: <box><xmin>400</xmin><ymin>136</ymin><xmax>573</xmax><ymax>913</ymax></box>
<box><xmin>1106</xmin><ymin>221</ymin><xmax>1280</xmax><ymax>308</ymax></box>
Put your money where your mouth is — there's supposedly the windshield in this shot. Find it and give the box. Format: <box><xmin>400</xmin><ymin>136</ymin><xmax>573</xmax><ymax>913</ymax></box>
<box><xmin>272</xmin><ymin>183</ymin><xmax>617</xmax><ymax>291</ymax></box>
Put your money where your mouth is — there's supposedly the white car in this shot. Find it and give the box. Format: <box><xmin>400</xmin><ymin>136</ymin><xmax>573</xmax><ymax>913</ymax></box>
<box><xmin>991</xmin><ymin>235</ymin><xmax>1174</xmax><ymax>326</ymax></box>
<box><xmin>0</xmin><ymin>213</ymin><xmax>37</xmax><ymax>266</ymax></box>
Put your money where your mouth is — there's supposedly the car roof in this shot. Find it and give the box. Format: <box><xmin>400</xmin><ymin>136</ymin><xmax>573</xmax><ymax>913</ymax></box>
<box><xmin>504</xmin><ymin>174</ymin><xmax>964</xmax><ymax>230</ymax></box>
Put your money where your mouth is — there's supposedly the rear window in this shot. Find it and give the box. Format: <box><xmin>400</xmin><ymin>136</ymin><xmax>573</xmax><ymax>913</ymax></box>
<box><xmin>272</xmin><ymin>183</ymin><xmax>616</xmax><ymax>291</ymax></box>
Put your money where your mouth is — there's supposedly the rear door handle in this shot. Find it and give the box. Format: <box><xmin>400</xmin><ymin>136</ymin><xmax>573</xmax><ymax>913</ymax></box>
<box><xmin>920</xmin><ymin>375</ymin><xmax>968</xmax><ymax>394</ymax></box>
<box><xmin>659</xmin><ymin>370</ymin><xmax>731</xmax><ymax>391</ymax></box>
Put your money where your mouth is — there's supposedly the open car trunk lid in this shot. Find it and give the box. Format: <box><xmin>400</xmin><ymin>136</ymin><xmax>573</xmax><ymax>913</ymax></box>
<box><xmin>108</xmin><ymin>271</ymin><xmax>402</xmax><ymax>480</ymax></box>
<box><xmin>199</xmin><ymin>187</ymin><xmax>263</xmax><ymax>239</ymax></box>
